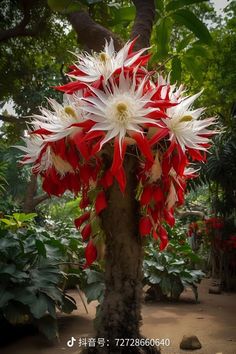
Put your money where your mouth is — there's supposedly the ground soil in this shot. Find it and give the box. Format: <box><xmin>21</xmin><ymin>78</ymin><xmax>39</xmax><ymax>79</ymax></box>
<box><xmin>1</xmin><ymin>279</ymin><xmax>235</xmax><ymax>354</ymax></box>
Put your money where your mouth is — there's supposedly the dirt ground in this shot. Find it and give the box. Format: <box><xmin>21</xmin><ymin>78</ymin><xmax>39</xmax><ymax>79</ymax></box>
<box><xmin>1</xmin><ymin>278</ymin><xmax>236</xmax><ymax>354</ymax></box>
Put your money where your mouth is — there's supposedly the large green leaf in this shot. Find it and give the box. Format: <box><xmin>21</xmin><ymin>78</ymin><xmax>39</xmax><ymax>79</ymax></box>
<box><xmin>30</xmin><ymin>294</ymin><xmax>49</xmax><ymax>319</ymax></box>
<box><xmin>35</xmin><ymin>239</ymin><xmax>47</xmax><ymax>257</ymax></box>
<box><xmin>171</xmin><ymin>278</ymin><xmax>184</xmax><ymax>300</ymax></box>
<box><xmin>155</xmin><ymin>17</ymin><xmax>172</xmax><ymax>59</ymax></box>
<box><xmin>172</xmin><ymin>9</ymin><xmax>212</xmax><ymax>44</ymax></box>
<box><xmin>160</xmin><ymin>277</ymin><xmax>172</xmax><ymax>295</ymax></box>
<box><xmin>114</xmin><ymin>6</ymin><xmax>135</xmax><ymax>22</ymax></box>
<box><xmin>167</xmin><ymin>0</ymin><xmax>208</xmax><ymax>12</ymax></box>
<box><xmin>83</xmin><ymin>281</ymin><xmax>105</xmax><ymax>304</ymax></box>
<box><xmin>171</xmin><ymin>56</ymin><xmax>182</xmax><ymax>83</ymax></box>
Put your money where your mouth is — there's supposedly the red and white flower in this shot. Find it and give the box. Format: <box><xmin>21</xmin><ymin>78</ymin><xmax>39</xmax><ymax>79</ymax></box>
<box><xmin>32</xmin><ymin>93</ymin><xmax>85</xmax><ymax>142</ymax></box>
<box><xmin>164</xmin><ymin>91</ymin><xmax>215</xmax><ymax>153</ymax></box>
<box><xmin>68</xmin><ymin>38</ymin><xmax>150</xmax><ymax>84</ymax></box>
<box><xmin>18</xmin><ymin>39</ymin><xmax>218</xmax><ymax>262</ymax></box>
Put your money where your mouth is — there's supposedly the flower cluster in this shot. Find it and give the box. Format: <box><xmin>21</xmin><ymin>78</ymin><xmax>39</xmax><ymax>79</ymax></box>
<box><xmin>18</xmin><ymin>38</ymin><xmax>216</xmax><ymax>267</ymax></box>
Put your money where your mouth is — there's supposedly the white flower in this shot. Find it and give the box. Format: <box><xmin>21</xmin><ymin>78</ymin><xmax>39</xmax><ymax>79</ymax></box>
<box><xmin>18</xmin><ymin>136</ymin><xmax>74</xmax><ymax>176</ymax></box>
<box><xmin>17</xmin><ymin>134</ymin><xmax>45</xmax><ymax>165</ymax></box>
<box><xmin>164</xmin><ymin>91</ymin><xmax>215</xmax><ymax>152</ymax></box>
<box><xmin>157</xmin><ymin>74</ymin><xmax>185</xmax><ymax>102</ymax></box>
<box><xmin>81</xmin><ymin>70</ymin><xmax>163</xmax><ymax>149</ymax></box>
<box><xmin>68</xmin><ymin>38</ymin><xmax>149</xmax><ymax>83</ymax></box>
<box><xmin>31</xmin><ymin>93</ymin><xmax>84</xmax><ymax>142</ymax></box>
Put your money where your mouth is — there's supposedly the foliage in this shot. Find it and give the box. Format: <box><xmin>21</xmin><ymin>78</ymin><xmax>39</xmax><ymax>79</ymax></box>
<box><xmin>0</xmin><ymin>143</ymin><xmax>30</xmax><ymax>201</ymax></box>
<box><xmin>0</xmin><ymin>160</ymin><xmax>8</xmax><ymax>196</ymax></box>
<box><xmin>151</xmin><ymin>0</ymin><xmax>216</xmax><ymax>83</ymax></box>
<box><xmin>82</xmin><ymin>269</ymin><xmax>105</xmax><ymax>304</ymax></box>
<box><xmin>143</xmin><ymin>240</ymin><xmax>204</xmax><ymax>301</ymax></box>
<box><xmin>0</xmin><ymin>213</ymin><xmax>80</xmax><ymax>340</ymax></box>
<box><xmin>0</xmin><ymin>1</ymin><xmax>77</xmax><ymax>118</ymax></box>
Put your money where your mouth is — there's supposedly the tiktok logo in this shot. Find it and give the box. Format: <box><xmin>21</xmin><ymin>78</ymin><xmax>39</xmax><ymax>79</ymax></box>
<box><xmin>67</xmin><ymin>336</ymin><xmax>77</xmax><ymax>347</ymax></box>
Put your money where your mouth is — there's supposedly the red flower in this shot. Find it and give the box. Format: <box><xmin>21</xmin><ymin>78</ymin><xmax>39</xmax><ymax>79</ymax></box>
<box><xmin>139</xmin><ymin>216</ymin><xmax>152</xmax><ymax>236</ymax></box>
<box><xmin>84</xmin><ymin>240</ymin><xmax>97</xmax><ymax>268</ymax></box>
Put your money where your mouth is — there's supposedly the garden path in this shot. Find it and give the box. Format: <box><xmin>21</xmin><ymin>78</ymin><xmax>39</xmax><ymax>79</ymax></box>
<box><xmin>1</xmin><ymin>279</ymin><xmax>236</xmax><ymax>354</ymax></box>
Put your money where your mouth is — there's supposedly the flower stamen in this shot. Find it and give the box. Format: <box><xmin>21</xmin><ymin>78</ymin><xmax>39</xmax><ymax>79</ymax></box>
<box><xmin>99</xmin><ymin>52</ymin><xmax>109</xmax><ymax>63</ymax></box>
<box><xmin>179</xmin><ymin>115</ymin><xmax>193</xmax><ymax>123</ymax></box>
<box><xmin>64</xmin><ymin>106</ymin><xmax>77</xmax><ymax>119</ymax></box>
<box><xmin>115</xmin><ymin>102</ymin><xmax>129</xmax><ymax>123</ymax></box>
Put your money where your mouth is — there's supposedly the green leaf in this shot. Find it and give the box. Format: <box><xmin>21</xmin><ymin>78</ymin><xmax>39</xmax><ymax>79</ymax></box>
<box><xmin>155</xmin><ymin>17</ymin><xmax>172</xmax><ymax>59</ymax></box>
<box><xmin>155</xmin><ymin>0</ymin><xmax>164</xmax><ymax>12</ymax></box>
<box><xmin>35</xmin><ymin>239</ymin><xmax>47</xmax><ymax>257</ymax></box>
<box><xmin>171</xmin><ymin>56</ymin><xmax>182</xmax><ymax>83</ymax></box>
<box><xmin>13</xmin><ymin>213</ymin><xmax>37</xmax><ymax>222</ymax></box>
<box><xmin>47</xmin><ymin>0</ymin><xmax>83</xmax><ymax>14</ymax></box>
<box><xmin>160</xmin><ymin>277</ymin><xmax>171</xmax><ymax>295</ymax></box>
<box><xmin>171</xmin><ymin>259</ymin><xmax>185</xmax><ymax>266</ymax></box>
<box><xmin>113</xmin><ymin>6</ymin><xmax>135</xmax><ymax>23</ymax></box>
<box><xmin>172</xmin><ymin>9</ymin><xmax>212</xmax><ymax>44</ymax></box>
<box><xmin>168</xmin><ymin>266</ymin><xmax>182</xmax><ymax>274</ymax></box>
<box><xmin>144</xmin><ymin>260</ymin><xmax>158</xmax><ymax>267</ymax></box>
<box><xmin>171</xmin><ymin>278</ymin><xmax>184</xmax><ymax>300</ymax></box>
<box><xmin>149</xmin><ymin>274</ymin><xmax>161</xmax><ymax>284</ymax></box>
<box><xmin>176</xmin><ymin>34</ymin><xmax>193</xmax><ymax>51</ymax></box>
<box><xmin>167</xmin><ymin>0</ymin><xmax>208</xmax><ymax>12</ymax></box>
<box><xmin>30</xmin><ymin>294</ymin><xmax>49</xmax><ymax>319</ymax></box>
<box><xmin>0</xmin><ymin>236</ymin><xmax>18</xmax><ymax>249</ymax></box>
<box><xmin>186</xmin><ymin>44</ymin><xmax>210</xmax><ymax>57</ymax></box>
<box><xmin>83</xmin><ymin>282</ymin><xmax>105</xmax><ymax>303</ymax></box>
<box><xmin>37</xmin><ymin>316</ymin><xmax>59</xmax><ymax>340</ymax></box>
<box><xmin>0</xmin><ymin>218</ymin><xmax>16</xmax><ymax>226</ymax></box>
<box><xmin>84</xmin><ymin>269</ymin><xmax>104</xmax><ymax>284</ymax></box>
<box><xmin>183</xmin><ymin>54</ymin><xmax>202</xmax><ymax>81</ymax></box>
<box><xmin>61</xmin><ymin>295</ymin><xmax>77</xmax><ymax>313</ymax></box>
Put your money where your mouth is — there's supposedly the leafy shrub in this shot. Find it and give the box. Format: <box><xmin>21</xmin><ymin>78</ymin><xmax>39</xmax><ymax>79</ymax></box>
<box><xmin>143</xmin><ymin>241</ymin><xmax>204</xmax><ymax>302</ymax></box>
<box><xmin>0</xmin><ymin>213</ymin><xmax>78</xmax><ymax>340</ymax></box>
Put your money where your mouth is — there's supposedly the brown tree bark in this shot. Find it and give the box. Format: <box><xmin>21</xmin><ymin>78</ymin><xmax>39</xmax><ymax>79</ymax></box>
<box><xmin>23</xmin><ymin>175</ymin><xmax>49</xmax><ymax>213</ymax></box>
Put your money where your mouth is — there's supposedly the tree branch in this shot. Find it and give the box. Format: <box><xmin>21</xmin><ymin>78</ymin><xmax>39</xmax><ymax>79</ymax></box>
<box><xmin>0</xmin><ymin>114</ymin><xmax>28</xmax><ymax>126</ymax></box>
<box><xmin>67</xmin><ymin>11</ymin><xmax>123</xmax><ymax>51</ymax></box>
<box><xmin>33</xmin><ymin>193</ymin><xmax>50</xmax><ymax>208</ymax></box>
<box><xmin>131</xmin><ymin>0</ymin><xmax>156</xmax><ymax>50</ymax></box>
<box><xmin>23</xmin><ymin>174</ymin><xmax>49</xmax><ymax>212</ymax></box>
<box><xmin>176</xmin><ymin>210</ymin><xmax>205</xmax><ymax>219</ymax></box>
<box><xmin>0</xmin><ymin>0</ymin><xmax>47</xmax><ymax>43</ymax></box>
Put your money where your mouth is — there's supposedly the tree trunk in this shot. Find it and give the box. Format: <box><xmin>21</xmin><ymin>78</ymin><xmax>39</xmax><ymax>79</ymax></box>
<box><xmin>85</xmin><ymin>152</ymin><xmax>160</xmax><ymax>354</ymax></box>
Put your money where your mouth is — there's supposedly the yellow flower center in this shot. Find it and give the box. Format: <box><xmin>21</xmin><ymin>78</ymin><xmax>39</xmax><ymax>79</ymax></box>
<box><xmin>116</xmin><ymin>102</ymin><xmax>129</xmax><ymax>123</ymax></box>
<box><xmin>64</xmin><ymin>106</ymin><xmax>77</xmax><ymax>119</ymax></box>
<box><xmin>179</xmin><ymin>115</ymin><xmax>193</xmax><ymax>123</ymax></box>
<box><xmin>99</xmin><ymin>52</ymin><xmax>109</xmax><ymax>63</ymax></box>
